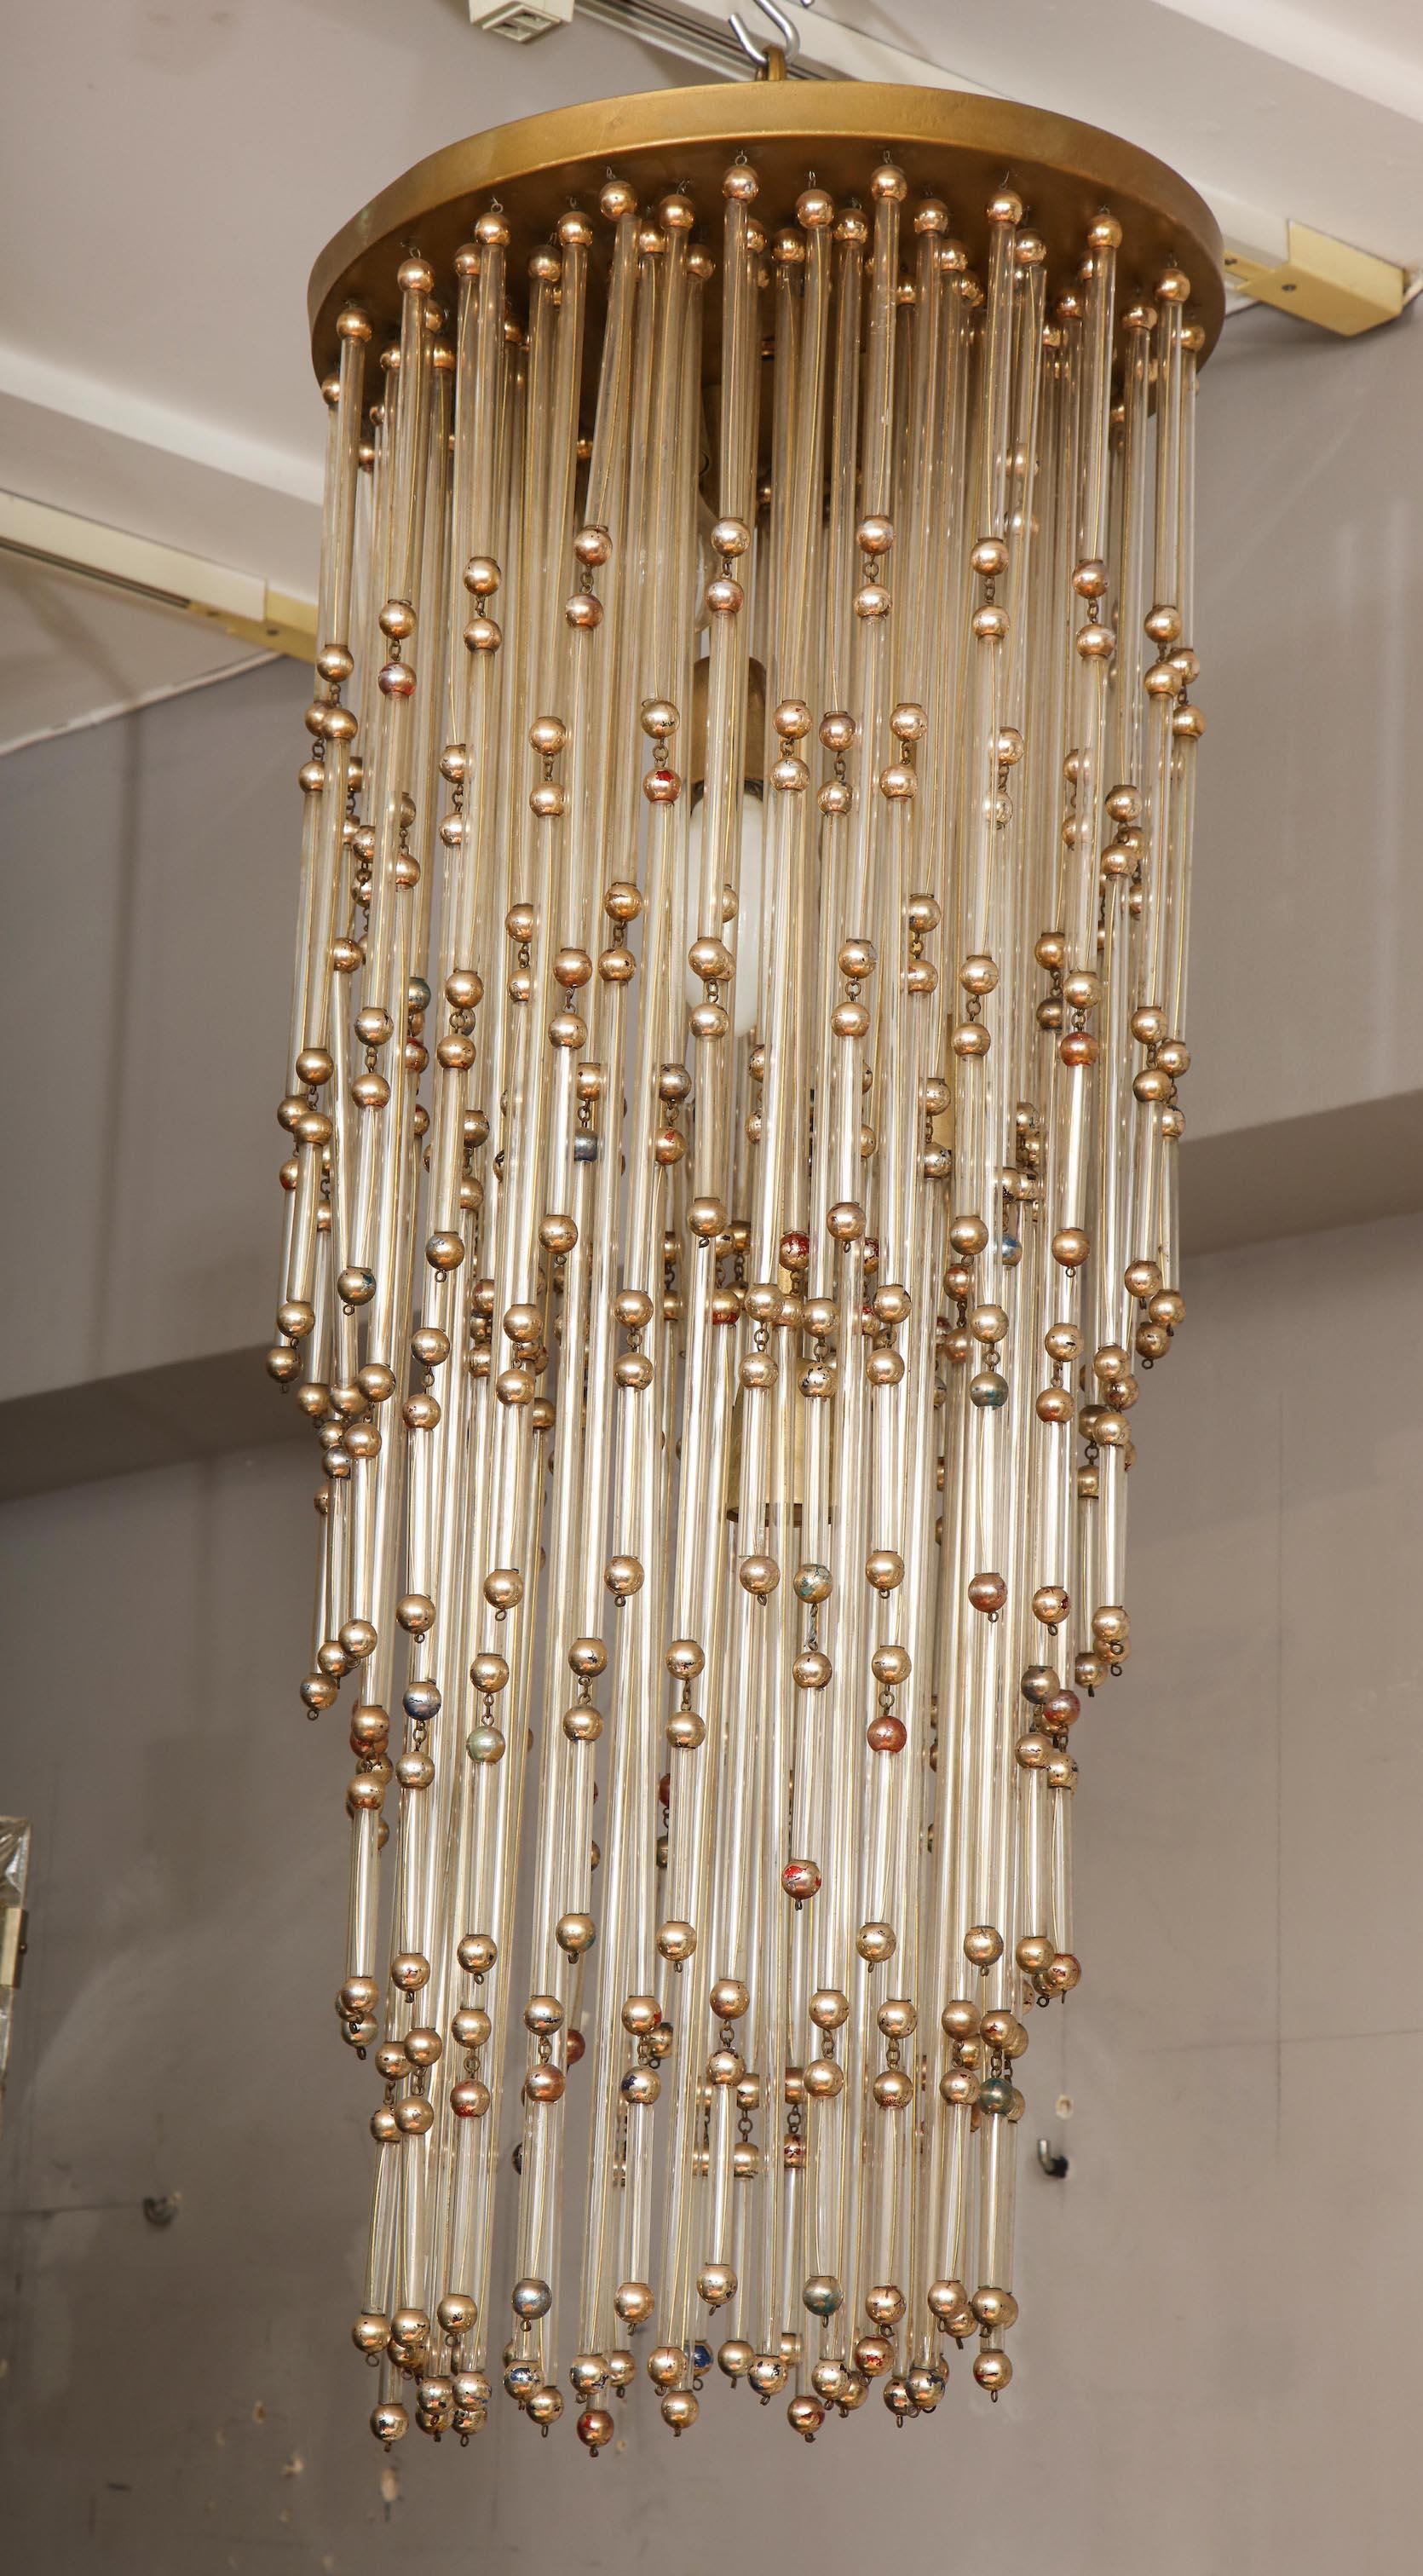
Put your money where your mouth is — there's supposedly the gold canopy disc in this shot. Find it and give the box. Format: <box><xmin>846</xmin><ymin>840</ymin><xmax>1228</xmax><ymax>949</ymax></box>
<box><xmin>308</xmin><ymin>80</ymin><xmax>1224</xmax><ymax>382</ymax></box>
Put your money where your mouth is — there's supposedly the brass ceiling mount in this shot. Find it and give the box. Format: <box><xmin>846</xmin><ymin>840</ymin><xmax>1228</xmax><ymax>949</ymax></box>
<box><xmin>308</xmin><ymin>80</ymin><xmax>1224</xmax><ymax>379</ymax></box>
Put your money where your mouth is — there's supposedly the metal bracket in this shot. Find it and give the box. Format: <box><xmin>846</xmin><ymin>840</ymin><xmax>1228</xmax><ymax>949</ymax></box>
<box><xmin>1035</xmin><ymin>2136</ymin><xmax>1069</xmax><ymax>2179</ymax></box>
<box><xmin>0</xmin><ymin>493</ymin><xmax>316</xmax><ymax>662</ymax></box>
<box><xmin>1224</xmin><ymin>222</ymin><xmax>1408</xmax><ymax>337</ymax></box>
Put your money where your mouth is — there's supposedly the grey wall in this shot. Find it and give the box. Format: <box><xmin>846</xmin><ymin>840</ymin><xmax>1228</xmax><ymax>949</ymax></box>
<box><xmin>0</xmin><ymin>654</ymin><xmax>308</xmax><ymax>1403</ymax></box>
<box><xmin>1</xmin><ymin>1212</ymin><xmax>1419</xmax><ymax>2572</ymax></box>
<box><xmin>1190</xmin><ymin>303</ymin><xmax>1423</xmax><ymax>1140</ymax></box>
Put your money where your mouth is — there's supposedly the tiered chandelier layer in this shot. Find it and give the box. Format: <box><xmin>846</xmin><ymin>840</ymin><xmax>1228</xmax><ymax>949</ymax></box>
<box><xmin>271</xmin><ymin>84</ymin><xmax>1220</xmax><ymax>2452</ymax></box>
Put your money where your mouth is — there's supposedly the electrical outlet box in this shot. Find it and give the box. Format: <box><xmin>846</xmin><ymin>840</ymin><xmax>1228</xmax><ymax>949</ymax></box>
<box><xmin>469</xmin><ymin>0</ymin><xmax>573</xmax><ymax>39</ymax></box>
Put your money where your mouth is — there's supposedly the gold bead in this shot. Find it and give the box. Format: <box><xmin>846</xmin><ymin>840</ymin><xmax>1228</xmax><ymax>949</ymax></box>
<box><xmin>601</xmin><ymin>176</ymin><xmax>637</xmax><ymax>221</ymax></box>
<box><xmin>797</xmin><ymin>186</ymin><xmax>835</xmax><ymax>228</ymax></box>
<box><xmin>614</xmin><ymin>2279</ymin><xmax>654</xmax><ymax>2325</ymax></box>
<box><xmin>733</xmin><ymin>1544</ymin><xmax>778</xmax><ymax>1602</ymax></box>
<box><xmin>873</xmin><ymin>2066</ymin><xmax>913</xmax><ymax>2109</ymax></box>
<box><xmin>865</xmin><ymin>2283</ymin><xmax>906</xmax><ymax>2327</ymax></box>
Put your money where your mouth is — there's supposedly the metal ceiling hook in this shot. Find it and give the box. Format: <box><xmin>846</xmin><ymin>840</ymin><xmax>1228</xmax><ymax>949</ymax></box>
<box><xmin>728</xmin><ymin>0</ymin><xmax>814</xmax><ymax>75</ymax></box>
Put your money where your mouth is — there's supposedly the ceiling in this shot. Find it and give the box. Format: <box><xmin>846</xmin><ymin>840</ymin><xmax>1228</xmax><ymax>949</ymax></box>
<box><xmin>3</xmin><ymin>0</ymin><xmax>1420</xmax><ymax>749</ymax></box>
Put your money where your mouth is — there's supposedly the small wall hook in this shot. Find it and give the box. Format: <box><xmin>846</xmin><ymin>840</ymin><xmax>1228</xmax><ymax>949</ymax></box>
<box><xmin>1035</xmin><ymin>2136</ymin><xmax>1069</xmax><ymax>2179</ymax></box>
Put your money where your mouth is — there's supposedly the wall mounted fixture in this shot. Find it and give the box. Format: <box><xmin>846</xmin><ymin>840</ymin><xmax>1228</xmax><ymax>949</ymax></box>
<box><xmin>271</xmin><ymin>76</ymin><xmax>1218</xmax><ymax>2453</ymax></box>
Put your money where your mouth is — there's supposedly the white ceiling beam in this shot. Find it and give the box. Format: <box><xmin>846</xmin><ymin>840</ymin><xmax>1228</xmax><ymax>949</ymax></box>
<box><xmin>0</xmin><ymin>374</ymin><xmax>324</xmax><ymax>615</ymax></box>
<box><xmin>0</xmin><ymin>341</ymin><xmax>323</xmax><ymax>510</ymax></box>
<box><xmin>1149</xmin><ymin>0</ymin><xmax>1423</xmax><ymax>129</ymax></box>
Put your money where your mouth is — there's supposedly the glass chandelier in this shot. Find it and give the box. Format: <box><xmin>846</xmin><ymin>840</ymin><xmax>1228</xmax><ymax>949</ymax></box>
<box><xmin>270</xmin><ymin>79</ymin><xmax>1219</xmax><ymax>2452</ymax></box>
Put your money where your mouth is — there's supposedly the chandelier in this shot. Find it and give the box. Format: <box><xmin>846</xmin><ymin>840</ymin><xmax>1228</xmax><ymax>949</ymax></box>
<box><xmin>271</xmin><ymin>78</ymin><xmax>1219</xmax><ymax>2452</ymax></box>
